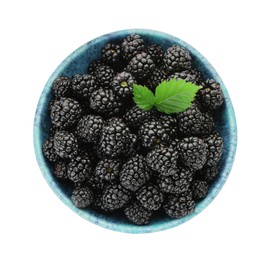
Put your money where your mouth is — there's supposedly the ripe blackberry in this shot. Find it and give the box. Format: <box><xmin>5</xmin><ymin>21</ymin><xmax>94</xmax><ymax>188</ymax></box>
<box><xmin>54</xmin><ymin>131</ymin><xmax>78</xmax><ymax>159</ymax></box>
<box><xmin>89</xmin><ymin>88</ymin><xmax>123</xmax><ymax>117</ymax></box>
<box><xmin>76</xmin><ymin>114</ymin><xmax>104</xmax><ymax>143</ymax></box>
<box><xmin>124</xmin><ymin>201</ymin><xmax>153</xmax><ymax>225</ymax></box>
<box><xmin>120</xmin><ymin>154</ymin><xmax>151</xmax><ymax>192</ymax></box>
<box><xmin>204</xmin><ymin>131</ymin><xmax>223</xmax><ymax>166</ymax></box>
<box><xmin>198</xmin><ymin>79</ymin><xmax>224</xmax><ymax>110</ymax></box>
<box><xmin>43</xmin><ymin>136</ymin><xmax>59</xmax><ymax>162</ymax></box>
<box><xmin>158</xmin><ymin>114</ymin><xmax>178</xmax><ymax>137</ymax></box>
<box><xmin>163</xmin><ymin>190</ymin><xmax>195</xmax><ymax>218</ymax></box>
<box><xmin>137</xmin><ymin>184</ymin><xmax>164</xmax><ymax>211</ymax></box>
<box><xmin>71</xmin><ymin>186</ymin><xmax>94</xmax><ymax>208</ymax></box>
<box><xmin>50</xmin><ymin>97</ymin><xmax>82</xmax><ymax>129</ymax></box>
<box><xmin>71</xmin><ymin>74</ymin><xmax>97</xmax><ymax>99</ymax></box>
<box><xmin>54</xmin><ymin>161</ymin><xmax>68</xmax><ymax>180</ymax></box>
<box><xmin>158</xmin><ymin>167</ymin><xmax>193</xmax><ymax>194</ymax></box>
<box><xmin>123</xmin><ymin>106</ymin><xmax>156</xmax><ymax>129</ymax></box>
<box><xmin>112</xmin><ymin>71</ymin><xmax>136</xmax><ymax>99</ymax></box>
<box><xmin>92</xmin><ymin>192</ymin><xmax>111</xmax><ymax>212</ymax></box>
<box><xmin>94</xmin><ymin>158</ymin><xmax>121</xmax><ymax>182</ymax></box>
<box><xmin>126</xmin><ymin>52</ymin><xmax>155</xmax><ymax>80</ymax></box>
<box><xmin>146</xmin><ymin>146</ymin><xmax>179</xmax><ymax>176</ymax></box>
<box><xmin>123</xmin><ymin>133</ymin><xmax>139</xmax><ymax>158</ymax></box>
<box><xmin>196</xmin><ymin>165</ymin><xmax>219</xmax><ymax>183</ymax></box>
<box><xmin>87</xmin><ymin>172</ymin><xmax>106</xmax><ymax>192</ymax></box>
<box><xmin>164</xmin><ymin>45</ymin><xmax>192</xmax><ymax>73</ymax></box>
<box><xmin>102</xmin><ymin>184</ymin><xmax>131</xmax><ymax>210</ymax></box>
<box><xmin>101</xmin><ymin>43</ymin><xmax>122</xmax><ymax>65</ymax></box>
<box><xmin>145</xmin><ymin>69</ymin><xmax>166</xmax><ymax>91</ymax></box>
<box><xmin>121</xmin><ymin>34</ymin><xmax>144</xmax><ymax>61</ymax></box>
<box><xmin>138</xmin><ymin>121</ymin><xmax>169</xmax><ymax>149</ymax></box>
<box><xmin>191</xmin><ymin>179</ymin><xmax>208</xmax><ymax>200</ymax></box>
<box><xmin>88</xmin><ymin>59</ymin><xmax>104</xmax><ymax>73</ymax></box>
<box><xmin>177</xmin><ymin>103</ymin><xmax>213</xmax><ymax>136</ymax></box>
<box><xmin>67</xmin><ymin>152</ymin><xmax>92</xmax><ymax>183</ymax></box>
<box><xmin>94</xmin><ymin>65</ymin><xmax>115</xmax><ymax>88</ymax></box>
<box><xmin>167</xmin><ymin>69</ymin><xmax>202</xmax><ymax>84</ymax></box>
<box><xmin>53</xmin><ymin>76</ymin><xmax>71</xmax><ymax>98</ymax></box>
<box><xmin>179</xmin><ymin>137</ymin><xmax>208</xmax><ymax>170</ymax></box>
<box><xmin>97</xmin><ymin>118</ymin><xmax>131</xmax><ymax>158</ymax></box>
<box><xmin>146</xmin><ymin>44</ymin><xmax>164</xmax><ymax>65</ymax></box>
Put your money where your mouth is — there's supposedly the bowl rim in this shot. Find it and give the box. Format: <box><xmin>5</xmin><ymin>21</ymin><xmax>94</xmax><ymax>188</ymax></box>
<box><xmin>33</xmin><ymin>28</ymin><xmax>237</xmax><ymax>234</ymax></box>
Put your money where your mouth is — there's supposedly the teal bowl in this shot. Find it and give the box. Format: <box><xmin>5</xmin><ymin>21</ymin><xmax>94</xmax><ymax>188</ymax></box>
<box><xmin>33</xmin><ymin>29</ymin><xmax>237</xmax><ymax>233</ymax></box>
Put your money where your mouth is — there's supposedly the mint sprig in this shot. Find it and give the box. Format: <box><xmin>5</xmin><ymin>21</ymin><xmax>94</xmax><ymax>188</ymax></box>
<box><xmin>133</xmin><ymin>79</ymin><xmax>201</xmax><ymax>114</ymax></box>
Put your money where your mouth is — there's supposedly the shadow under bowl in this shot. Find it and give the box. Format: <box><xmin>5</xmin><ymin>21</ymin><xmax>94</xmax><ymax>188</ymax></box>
<box><xmin>33</xmin><ymin>29</ymin><xmax>237</xmax><ymax>233</ymax></box>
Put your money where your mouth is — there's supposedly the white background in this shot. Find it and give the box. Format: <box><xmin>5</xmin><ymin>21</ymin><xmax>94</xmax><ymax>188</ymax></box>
<box><xmin>1</xmin><ymin>0</ymin><xmax>269</xmax><ymax>259</ymax></box>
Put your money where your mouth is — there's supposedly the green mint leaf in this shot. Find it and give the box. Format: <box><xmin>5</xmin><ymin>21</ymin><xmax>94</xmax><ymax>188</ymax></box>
<box><xmin>133</xmin><ymin>84</ymin><xmax>155</xmax><ymax>111</ymax></box>
<box><xmin>155</xmin><ymin>79</ymin><xmax>201</xmax><ymax>114</ymax></box>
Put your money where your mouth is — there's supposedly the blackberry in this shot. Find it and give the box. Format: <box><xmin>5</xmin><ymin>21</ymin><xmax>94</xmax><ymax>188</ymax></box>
<box><xmin>191</xmin><ymin>179</ymin><xmax>208</xmax><ymax>200</ymax></box>
<box><xmin>123</xmin><ymin>133</ymin><xmax>139</xmax><ymax>158</ymax></box>
<box><xmin>88</xmin><ymin>59</ymin><xmax>104</xmax><ymax>73</ymax></box>
<box><xmin>53</xmin><ymin>76</ymin><xmax>71</xmax><ymax>98</ymax></box>
<box><xmin>164</xmin><ymin>45</ymin><xmax>192</xmax><ymax>73</ymax></box>
<box><xmin>138</xmin><ymin>121</ymin><xmax>169</xmax><ymax>149</ymax></box>
<box><xmin>146</xmin><ymin>44</ymin><xmax>164</xmax><ymax>65</ymax></box>
<box><xmin>145</xmin><ymin>69</ymin><xmax>166</xmax><ymax>91</ymax></box>
<box><xmin>97</xmin><ymin>118</ymin><xmax>131</xmax><ymax>158</ymax></box>
<box><xmin>120</xmin><ymin>154</ymin><xmax>151</xmax><ymax>192</ymax></box>
<box><xmin>167</xmin><ymin>69</ymin><xmax>202</xmax><ymax>84</ymax></box>
<box><xmin>123</xmin><ymin>106</ymin><xmax>156</xmax><ymax>129</ymax></box>
<box><xmin>126</xmin><ymin>52</ymin><xmax>155</xmax><ymax>80</ymax></box>
<box><xmin>89</xmin><ymin>89</ymin><xmax>123</xmax><ymax>117</ymax></box>
<box><xmin>196</xmin><ymin>165</ymin><xmax>219</xmax><ymax>183</ymax></box>
<box><xmin>158</xmin><ymin>167</ymin><xmax>193</xmax><ymax>194</ymax></box>
<box><xmin>158</xmin><ymin>114</ymin><xmax>178</xmax><ymax>137</ymax></box>
<box><xmin>121</xmin><ymin>34</ymin><xmax>144</xmax><ymax>61</ymax></box>
<box><xmin>92</xmin><ymin>192</ymin><xmax>111</xmax><ymax>212</ymax></box>
<box><xmin>43</xmin><ymin>136</ymin><xmax>59</xmax><ymax>162</ymax></box>
<box><xmin>177</xmin><ymin>103</ymin><xmax>213</xmax><ymax>136</ymax></box>
<box><xmin>146</xmin><ymin>146</ymin><xmax>179</xmax><ymax>176</ymax></box>
<box><xmin>102</xmin><ymin>184</ymin><xmax>131</xmax><ymax>210</ymax></box>
<box><xmin>204</xmin><ymin>131</ymin><xmax>223</xmax><ymax>166</ymax></box>
<box><xmin>94</xmin><ymin>158</ymin><xmax>121</xmax><ymax>182</ymax></box>
<box><xmin>179</xmin><ymin>137</ymin><xmax>208</xmax><ymax>170</ymax></box>
<box><xmin>137</xmin><ymin>184</ymin><xmax>164</xmax><ymax>211</ymax></box>
<box><xmin>112</xmin><ymin>71</ymin><xmax>136</xmax><ymax>99</ymax></box>
<box><xmin>54</xmin><ymin>161</ymin><xmax>68</xmax><ymax>180</ymax></box>
<box><xmin>71</xmin><ymin>186</ymin><xmax>94</xmax><ymax>208</ymax></box>
<box><xmin>67</xmin><ymin>152</ymin><xmax>92</xmax><ymax>183</ymax></box>
<box><xmin>163</xmin><ymin>190</ymin><xmax>195</xmax><ymax>218</ymax></box>
<box><xmin>87</xmin><ymin>172</ymin><xmax>106</xmax><ymax>192</ymax></box>
<box><xmin>94</xmin><ymin>65</ymin><xmax>115</xmax><ymax>88</ymax></box>
<box><xmin>124</xmin><ymin>201</ymin><xmax>153</xmax><ymax>225</ymax></box>
<box><xmin>198</xmin><ymin>79</ymin><xmax>224</xmax><ymax>110</ymax></box>
<box><xmin>101</xmin><ymin>43</ymin><xmax>122</xmax><ymax>65</ymax></box>
<box><xmin>76</xmin><ymin>115</ymin><xmax>104</xmax><ymax>143</ymax></box>
<box><xmin>50</xmin><ymin>97</ymin><xmax>82</xmax><ymax>129</ymax></box>
<box><xmin>54</xmin><ymin>131</ymin><xmax>78</xmax><ymax>159</ymax></box>
<box><xmin>71</xmin><ymin>74</ymin><xmax>97</xmax><ymax>99</ymax></box>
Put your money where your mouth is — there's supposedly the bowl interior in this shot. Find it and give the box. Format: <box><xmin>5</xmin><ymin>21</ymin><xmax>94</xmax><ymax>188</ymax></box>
<box><xmin>34</xmin><ymin>29</ymin><xmax>237</xmax><ymax>233</ymax></box>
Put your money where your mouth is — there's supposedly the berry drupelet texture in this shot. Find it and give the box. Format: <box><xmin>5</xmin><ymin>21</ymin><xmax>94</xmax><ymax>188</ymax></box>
<box><xmin>124</xmin><ymin>201</ymin><xmax>153</xmax><ymax>225</ymax></box>
<box><xmin>120</xmin><ymin>154</ymin><xmax>151</xmax><ymax>192</ymax></box>
<box><xmin>121</xmin><ymin>34</ymin><xmax>144</xmax><ymax>61</ymax></box>
<box><xmin>179</xmin><ymin>137</ymin><xmax>208</xmax><ymax>170</ymax></box>
<box><xmin>50</xmin><ymin>97</ymin><xmax>82</xmax><ymax>129</ymax></box>
<box><xmin>53</xmin><ymin>76</ymin><xmax>71</xmax><ymax>98</ymax></box>
<box><xmin>112</xmin><ymin>71</ymin><xmax>136</xmax><ymax>99</ymax></box>
<box><xmin>76</xmin><ymin>114</ymin><xmax>104</xmax><ymax>143</ymax></box>
<box><xmin>71</xmin><ymin>186</ymin><xmax>94</xmax><ymax>208</ymax></box>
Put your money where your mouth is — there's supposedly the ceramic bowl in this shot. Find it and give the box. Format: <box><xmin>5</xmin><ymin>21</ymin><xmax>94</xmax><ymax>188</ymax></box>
<box><xmin>33</xmin><ymin>29</ymin><xmax>237</xmax><ymax>233</ymax></box>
